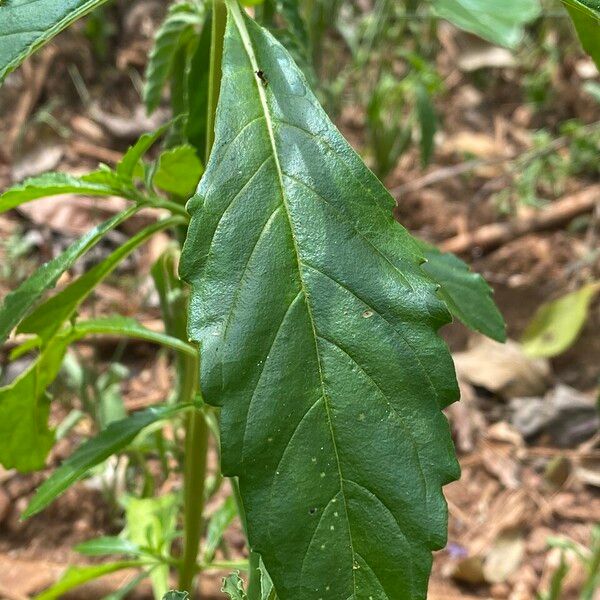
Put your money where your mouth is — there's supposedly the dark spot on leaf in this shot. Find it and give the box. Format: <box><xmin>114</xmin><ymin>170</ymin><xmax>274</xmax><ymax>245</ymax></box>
<box><xmin>256</xmin><ymin>70</ymin><xmax>269</xmax><ymax>87</ymax></box>
<box><xmin>309</xmin><ymin>507</ymin><xmax>317</xmax><ymax>515</ymax></box>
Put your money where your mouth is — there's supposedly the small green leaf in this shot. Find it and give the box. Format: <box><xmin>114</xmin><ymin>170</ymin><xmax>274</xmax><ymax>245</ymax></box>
<box><xmin>24</xmin><ymin>403</ymin><xmax>194</xmax><ymax>518</ymax></box>
<box><xmin>18</xmin><ymin>216</ymin><xmax>184</xmax><ymax>343</ymax></box>
<box><xmin>0</xmin><ymin>0</ymin><xmax>110</xmax><ymax>82</ymax></box>
<box><xmin>116</xmin><ymin>122</ymin><xmax>172</xmax><ymax>181</ymax></box>
<box><xmin>75</xmin><ymin>536</ymin><xmax>141</xmax><ymax>557</ymax></box>
<box><xmin>34</xmin><ymin>561</ymin><xmax>145</xmax><ymax>600</ymax></box>
<box><xmin>163</xmin><ymin>593</ymin><xmax>190</xmax><ymax>600</ymax></box>
<box><xmin>432</xmin><ymin>0</ymin><xmax>541</xmax><ymax>48</ymax></box>
<box><xmin>0</xmin><ymin>172</ymin><xmax>122</xmax><ymax>214</ymax></box>
<box><xmin>0</xmin><ymin>332</ymin><xmax>71</xmax><ymax>471</ymax></box>
<box><xmin>420</xmin><ymin>245</ymin><xmax>506</xmax><ymax>342</ymax></box>
<box><xmin>204</xmin><ymin>496</ymin><xmax>238</xmax><ymax>563</ymax></box>
<box><xmin>562</xmin><ymin>0</ymin><xmax>600</xmax><ymax>69</ymax></box>
<box><xmin>124</xmin><ymin>494</ymin><xmax>178</xmax><ymax>599</ymax></box>
<box><xmin>153</xmin><ymin>145</ymin><xmax>204</xmax><ymax>197</ymax></box>
<box><xmin>522</xmin><ymin>282</ymin><xmax>600</xmax><ymax>358</ymax></box>
<box><xmin>0</xmin><ymin>206</ymin><xmax>137</xmax><ymax>345</ymax></box>
<box><xmin>144</xmin><ymin>1</ymin><xmax>205</xmax><ymax>113</ymax></box>
<box><xmin>222</xmin><ymin>573</ymin><xmax>247</xmax><ymax>600</ymax></box>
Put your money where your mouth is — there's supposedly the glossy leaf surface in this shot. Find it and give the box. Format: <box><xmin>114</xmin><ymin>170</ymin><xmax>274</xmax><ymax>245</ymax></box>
<box><xmin>0</xmin><ymin>0</ymin><xmax>108</xmax><ymax>82</ymax></box>
<box><xmin>181</xmin><ymin>5</ymin><xmax>458</xmax><ymax>599</ymax></box>
<box><xmin>421</xmin><ymin>245</ymin><xmax>506</xmax><ymax>343</ymax></box>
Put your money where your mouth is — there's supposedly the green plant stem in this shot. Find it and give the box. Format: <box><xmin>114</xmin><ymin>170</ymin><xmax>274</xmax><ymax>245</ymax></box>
<box><xmin>206</xmin><ymin>0</ymin><xmax>227</xmax><ymax>163</ymax></box>
<box><xmin>178</xmin><ymin>2</ymin><xmax>228</xmax><ymax>595</ymax></box>
<box><xmin>178</xmin><ymin>352</ymin><xmax>208</xmax><ymax>596</ymax></box>
<box><xmin>150</xmin><ymin>198</ymin><xmax>191</xmax><ymax>218</ymax></box>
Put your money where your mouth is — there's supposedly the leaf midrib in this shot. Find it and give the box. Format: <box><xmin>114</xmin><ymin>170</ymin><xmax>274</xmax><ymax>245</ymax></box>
<box><xmin>226</xmin><ymin>2</ymin><xmax>359</xmax><ymax>594</ymax></box>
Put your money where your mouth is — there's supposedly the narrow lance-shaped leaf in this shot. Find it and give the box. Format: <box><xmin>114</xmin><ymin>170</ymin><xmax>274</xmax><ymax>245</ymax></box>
<box><xmin>180</xmin><ymin>5</ymin><xmax>458</xmax><ymax>599</ymax></box>
<box><xmin>0</xmin><ymin>0</ymin><xmax>110</xmax><ymax>82</ymax></box>
<box><xmin>203</xmin><ymin>496</ymin><xmax>238</xmax><ymax>563</ymax></box>
<box><xmin>144</xmin><ymin>1</ymin><xmax>205</xmax><ymax>114</ymax></box>
<box><xmin>25</xmin><ymin>399</ymin><xmax>196</xmax><ymax>518</ymax></box>
<box><xmin>0</xmin><ymin>172</ymin><xmax>126</xmax><ymax>214</ymax></box>
<box><xmin>18</xmin><ymin>216</ymin><xmax>185</xmax><ymax>343</ymax></box>
<box><xmin>75</xmin><ymin>536</ymin><xmax>141</xmax><ymax>557</ymax></box>
<box><xmin>34</xmin><ymin>561</ymin><xmax>145</xmax><ymax>600</ymax></box>
<box><xmin>416</xmin><ymin>84</ymin><xmax>436</xmax><ymax>167</ymax></box>
<box><xmin>0</xmin><ymin>205</ymin><xmax>138</xmax><ymax>345</ymax></box>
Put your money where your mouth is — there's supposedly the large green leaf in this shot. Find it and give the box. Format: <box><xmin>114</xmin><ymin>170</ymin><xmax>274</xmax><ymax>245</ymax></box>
<box><xmin>0</xmin><ymin>0</ymin><xmax>109</xmax><ymax>82</ymax></box>
<box><xmin>0</xmin><ymin>206</ymin><xmax>138</xmax><ymax>345</ymax></box>
<box><xmin>431</xmin><ymin>0</ymin><xmax>541</xmax><ymax>48</ymax></box>
<box><xmin>34</xmin><ymin>561</ymin><xmax>145</xmax><ymax>600</ymax></box>
<box><xmin>18</xmin><ymin>216</ymin><xmax>185</xmax><ymax>343</ymax></box>
<box><xmin>180</xmin><ymin>5</ymin><xmax>458</xmax><ymax>599</ymax></box>
<box><xmin>522</xmin><ymin>282</ymin><xmax>600</xmax><ymax>358</ymax></box>
<box><xmin>420</xmin><ymin>245</ymin><xmax>506</xmax><ymax>342</ymax></box>
<box><xmin>25</xmin><ymin>401</ymin><xmax>194</xmax><ymax>517</ymax></box>
<box><xmin>562</xmin><ymin>0</ymin><xmax>600</xmax><ymax>69</ymax></box>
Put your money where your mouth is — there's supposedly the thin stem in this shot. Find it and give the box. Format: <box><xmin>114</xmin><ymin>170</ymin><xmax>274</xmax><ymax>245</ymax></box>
<box><xmin>150</xmin><ymin>198</ymin><xmax>191</xmax><ymax>218</ymax></box>
<box><xmin>178</xmin><ymin>3</ymin><xmax>228</xmax><ymax>593</ymax></box>
<box><xmin>178</xmin><ymin>347</ymin><xmax>209</xmax><ymax>596</ymax></box>
<box><xmin>206</xmin><ymin>0</ymin><xmax>227</xmax><ymax>163</ymax></box>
